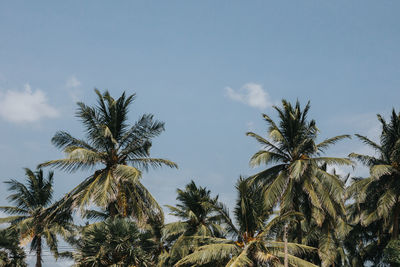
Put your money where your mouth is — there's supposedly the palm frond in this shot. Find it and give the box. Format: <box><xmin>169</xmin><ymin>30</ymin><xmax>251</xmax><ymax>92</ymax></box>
<box><xmin>317</xmin><ymin>135</ymin><xmax>351</xmax><ymax>152</ymax></box>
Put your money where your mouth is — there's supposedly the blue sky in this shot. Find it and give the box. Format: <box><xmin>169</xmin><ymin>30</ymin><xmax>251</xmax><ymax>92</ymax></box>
<box><xmin>1</xmin><ymin>1</ymin><xmax>400</xmax><ymax>265</ymax></box>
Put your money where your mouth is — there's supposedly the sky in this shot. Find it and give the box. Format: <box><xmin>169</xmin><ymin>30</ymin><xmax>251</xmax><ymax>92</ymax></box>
<box><xmin>0</xmin><ymin>1</ymin><xmax>399</xmax><ymax>265</ymax></box>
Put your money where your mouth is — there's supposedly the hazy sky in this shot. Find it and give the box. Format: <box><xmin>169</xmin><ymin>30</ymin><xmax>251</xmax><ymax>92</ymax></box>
<box><xmin>1</xmin><ymin>1</ymin><xmax>399</xmax><ymax>265</ymax></box>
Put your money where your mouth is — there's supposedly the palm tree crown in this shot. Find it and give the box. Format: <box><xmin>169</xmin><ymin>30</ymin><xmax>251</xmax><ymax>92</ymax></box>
<box><xmin>40</xmin><ymin>89</ymin><xmax>177</xmax><ymax>220</ymax></box>
<box><xmin>162</xmin><ymin>181</ymin><xmax>225</xmax><ymax>265</ymax></box>
<box><xmin>348</xmin><ymin>109</ymin><xmax>400</xmax><ymax>240</ymax></box>
<box><xmin>247</xmin><ymin>100</ymin><xmax>352</xmax><ymax>245</ymax></box>
<box><xmin>0</xmin><ymin>168</ymin><xmax>72</xmax><ymax>267</ymax></box>
<box><xmin>72</xmin><ymin>217</ymin><xmax>155</xmax><ymax>267</ymax></box>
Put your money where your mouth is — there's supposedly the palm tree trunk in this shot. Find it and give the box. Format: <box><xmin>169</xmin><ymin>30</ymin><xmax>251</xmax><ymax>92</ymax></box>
<box><xmin>284</xmin><ymin>224</ymin><xmax>288</xmax><ymax>267</ymax></box>
<box><xmin>36</xmin><ymin>236</ymin><xmax>42</xmax><ymax>267</ymax></box>
<box><xmin>393</xmin><ymin>202</ymin><xmax>400</xmax><ymax>240</ymax></box>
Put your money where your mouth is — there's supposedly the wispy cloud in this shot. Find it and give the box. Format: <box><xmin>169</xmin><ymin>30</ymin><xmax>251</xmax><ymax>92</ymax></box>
<box><xmin>66</xmin><ymin>75</ymin><xmax>82</xmax><ymax>101</ymax></box>
<box><xmin>225</xmin><ymin>83</ymin><xmax>272</xmax><ymax>110</ymax></box>
<box><xmin>66</xmin><ymin>75</ymin><xmax>81</xmax><ymax>88</ymax></box>
<box><xmin>0</xmin><ymin>84</ymin><xmax>59</xmax><ymax>123</ymax></box>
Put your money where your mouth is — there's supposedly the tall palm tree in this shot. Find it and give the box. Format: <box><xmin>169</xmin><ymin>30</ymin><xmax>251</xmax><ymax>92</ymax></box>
<box><xmin>175</xmin><ymin>177</ymin><xmax>317</xmax><ymax>267</ymax></box>
<box><xmin>345</xmin><ymin>109</ymin><xmax>400</xmax><ymax>265</ymax></box>
<box><xmin>72</xmin><ymin>217</ymin><xmax>155</xmax><ymax>267</ymax></box>
<box><xmin>348</xmin><ymin>109</ymin><xmax>400</xmax><ymax>240</ymax></box>
<box><xmin>247</xmin><ymin>100</ymin><xmax>352</xmax><ymax>244</ymax></box>
<box><xmin>162</xmin><ymin>181</ymin><xmax>225</xmax><ymax>265</ymax></box>
<box><xmin>302</xmin><ymin>167</ymin><xmax>351</xmax><ymax>266</ymax></box>
<box><xmin>0</xmin><ymin>168</ymin><xmax>73</xmax><ymax>267</ymax></box>
<box><xmin>39</xmin><ymin>89</ymin><xmax>177</xmax><ymax>220</ymax></box>
<box><xmin>344</xmin><ymin>179</ymin><xmax>389</xmax><ymax>265</ymax></box>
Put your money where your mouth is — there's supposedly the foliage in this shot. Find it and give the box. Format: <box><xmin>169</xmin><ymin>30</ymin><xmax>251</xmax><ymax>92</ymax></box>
<box><xmin>2</xmin><ymin>94</ymin><xmax>400</xmax><ymax>266</ymax></box>
<box><xmin>161</xmin><ymin>181</ymin><xmax>226</xmax><ymax>265</ymax></box>
<box><xmin>384</xmin><ymin>239</ymin><xmax>400</xmax><ymax>266</ymax></box>
<box><xmin>0</xmin><ymin>228</ymin><xmax>26</xmax><ymax>267</ymax></box>
<box><xmin>0</xmin><ymin>168</ymin><xmax>73</xmax><ymax>267</ymax></box>
<box><xmin>72</xmin><ymin>217</ymin><xmax>155</xmax><ymax>267</ymax></box>
<box><xmin>246</xmin><ymin>100</ymin><xmax>351</xmax><ymax>265</ymax></box>
<box><xmin>39</xmin><ymin>89</ymin><xmax>177</xmax><ymax>221</ymax></box>
<box><xmin>175</xmin><ymin>177</ymin><xmax>318</xmax><ymax>267</ymax></box>
<box><xmin>347</xmin><ymin>109</ymin><xmax>400</xmax><ymax>264</ymax></box>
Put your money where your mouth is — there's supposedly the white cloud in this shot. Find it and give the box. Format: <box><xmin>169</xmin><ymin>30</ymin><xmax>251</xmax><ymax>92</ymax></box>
<box><xmin>66</xmin><ymin>75</ymin><xmax>81</xmax><ymax>88</ymax></box>
<box><xmin>225</xmin><ymin>83</ymin><xmax>272</xmax><ymax>110</ymax></box>
<box><xmin>66</xmin><ymin>75</ymin><xmax>82</xmax><ymax>102</ymax></box>
<box><xmin>0</xmin><ymin>84</ymin><xmax>59</xmax><ymax>123</ymax></box>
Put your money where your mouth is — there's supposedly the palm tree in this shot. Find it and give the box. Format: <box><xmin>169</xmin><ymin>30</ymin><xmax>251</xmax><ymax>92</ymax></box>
<box><xmin>246</xmin><ymin>100</ymin><xmax>352</xmax><ymax>244</ymax></box>
<box><xmin>348</xmin><ymin>109</ymin><xmax>400</xmax><ymax>240</ymax></box>
<box><xmin>80</xmin><ymin>204</ymin><xmax>167</xmax><ymax>264</ymax></box>
<box><xmin>175</xmin><ymin>177</ymin><xmax>317</xmax><ymax>267</ymax></box>
<box><xmin>72</xmin><ymin>217</ymin><xmax>155</xmax><ymax>266</ymax></box>
<box><xmin>345</xmin><ymin>109</ymin><xmax>400</xmax><ymax>265</ymax></box>
<box><xmin>162</xmin><ymin>181</ymin><xmax>225</xmax><ymax>265</ymax></box>
<box><xmin>344</xmin><ymin>186</ymin><xmax>389</xmax><ymax>265</ymax></box>
<box><xmin>302</xmin><ymin>167</ymin><xmax>351</xmax><ymax>266</ymax></box>
<box><xmin>39</xmin><ymin>89</ymin><xmax>177</xmax><ymax>220</ymax></box>
<box><xmin>0</xmin><ymin>228</ymin><xmax>27</xmax><ymax>267</ymax></box>
<box><xmin>0</xmin><ymin>168</ymin><xmax>73</xmax><ymax>267</ymax></box>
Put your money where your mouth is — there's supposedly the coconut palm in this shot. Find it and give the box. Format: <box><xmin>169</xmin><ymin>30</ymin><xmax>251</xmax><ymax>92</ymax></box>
<box><xmin>0</xmin><ymin>168</ymin><xmax>73</xmax><ymax>267</ymax></box>
<box><xmin>80</xmin><ymin>204</ymin><xmax>166</xmax><ymax>264</ymax></box>
<box><xmin>247</xmin><ymin>100</ymin><xmax>352</xmax><ymax>244</ymax></box>
<box><xmin>344</xmin><ymin>181</ymin><xmax>389</xmax><ymax>265</ymax></box>
<box><xmin>39</xmin><ymin>89</ymin><xmax>177</xmax><ymax>220</ymax></box>
<box><xmin>161</xmin><ymin>181</ymin><xmax>226</xmax><ymax>265</ymax></box>
<box><xmin>348</xmin><ymin>109</ymin><xmax>400</xmax><ymax>240</ymax></box>
<box><xmin>175</xmin><ymin>177</ymin><xmax>317</xmax><ymax>267</ymax></box>
<box><xmin>0</xmin><ymin>228</ymin><xmax>27</xmax><ymax>267</ymax></box>
<box><xmin>344</xmin><ymin>109</ymin><xmax>400</xmax><ymax>265</ymax></box>
<box><xmin>72</xmin><ymin>217</ymin><xmax>155</xmax><ymax>267</ymax></box>
<box><xmin>302</xmin><ymin>167</ymin><xmax>351</xmax><ymax>266</ymax></box>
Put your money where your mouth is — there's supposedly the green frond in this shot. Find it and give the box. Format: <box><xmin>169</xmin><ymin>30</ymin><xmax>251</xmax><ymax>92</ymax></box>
<box><xmin>276</xmin><ymin>252</ymin><xmax>319</xmax><ymax>267</ymax></box>
<box><xmin>348</xmin><ymin>153</ymin><xmax>379</xmax><ymax>167</ymax></box>
<box><xmin>377</xmin><ymin>188</ymin><xmax>397</xmax><ymax>219</ymax></box>
<box><xmin>354</xmin><ymin>134</ymin><xmax>382</xmax><ymax>153</ymax></box>
<box><xmin>269</xmin><ymin>241</ymin><xmax>317</xmax><ymax>255</ymax></box>
<box><xmin>129</xmin><ymin>157</ymin><xmax>178</xmax><ymax>171</ymax></box>
<box><xmin>226</xmin><ymin>246</ymin><xmax>253</xmax><ymax>267</ymax></box>
<box><xmin>249</xmin><ymin>150</ymin><xmax>286</xmax><ymax>167</ymax></box>
<box><xmin>262</xmin><ymin>171</ymin><xmax>288</xmax><ymax>209</ymax></box>
<box><xmin>361</xmin><ymin>209</ymin><xmax>380</xmax><ymax>226</ymax></box>
<box><xmin>370</xmin><ymin>164</ymin><xmax>395</xmax><ymax>178</ymax></box>
<box><xmin>313</xmin><ymin>157</ymin><xmax>354</xmax><ymax>166</ymax></box>
<box><xmin>345</xmin><ymin>177</ymin><xmax>372</xmax><ymax>202</ymax></box>
<box><xmin>261</xmin><ymin>211</ymin><xmax>303</xmax><ymax>235</ymax></box>
<box><xmin>289</xmin><ymin>160</ymin><xmax>308</xmax><ymax>180</ymax></box>
<box><xmin>317</xmin><ymin>135</ymin><xmax>351</xmax><ymax>152</ymax></box>
<box><xmin>174</xmin><ymin>243</ymin><xmax>239</xmax><ymax>266</ymax></box>
<box><xmin>246</xmin><ymin>132</ymin><xmax>288</xmax><ymax>157</ymax></box>
<box><xmin>248</xmin><ymin>164</ymin><xmax>286</xmax><ymax>186</ymax></box>
<box><xmin>114</xmin><ymin>164</ymin><xmax>141</xmax><ymax>182</ymax></box>
<box><xmin>0</xmin><ymin>206</ymin><xmax>28</xmax><ymax>215</ymax></box>
<box><xmin>0</xmin><ymin>215</ymin><xmax>26</xmax><ymax>224</ymax></box>
<box><xmin>269</xmin><ymin>128</ymin><xmax>286</xmax><ymax>143</ymax></box>
<box><xmin>302</xmin><ymin>180</ymin><xmax>323</xmax><ymax>212</ymax></box>
<box><xmin>51</xmin><ymin>131</ymin><xmax>96</xmax><ymax>151</ymax></box>
<box><xmin>163</xmin><ymin>222</ymin><xmax>188</xmax><ymax>238</ymax></box>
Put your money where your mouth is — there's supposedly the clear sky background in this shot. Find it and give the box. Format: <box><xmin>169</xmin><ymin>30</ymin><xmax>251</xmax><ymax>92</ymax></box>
<box><xmin>1</xmin><ymin>1</ymin><xmax>399</xmax><ymax>265</ymax></box>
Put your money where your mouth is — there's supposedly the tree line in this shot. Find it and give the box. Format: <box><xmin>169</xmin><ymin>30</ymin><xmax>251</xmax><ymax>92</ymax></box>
<box><xmin>1</xmin><ymin>90</ymin><xmax>399</xmax><ymax>266</ymax></box>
